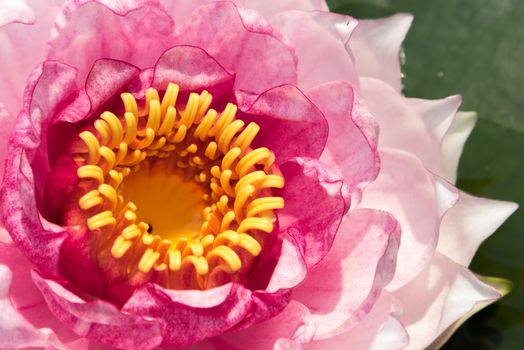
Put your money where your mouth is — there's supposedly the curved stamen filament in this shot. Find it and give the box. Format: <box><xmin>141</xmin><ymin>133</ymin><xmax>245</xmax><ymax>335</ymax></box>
<box><xmin>73</xmin><ymin>83</ymin><xmax>285</xmax><ymax>289</ymax></box>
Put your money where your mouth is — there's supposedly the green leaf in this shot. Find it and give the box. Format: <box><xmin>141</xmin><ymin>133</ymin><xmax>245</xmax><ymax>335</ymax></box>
<box><xmin>328</xmin><ymin>0</ymin><xmax>524</xmax><ymax>349</ymax></box>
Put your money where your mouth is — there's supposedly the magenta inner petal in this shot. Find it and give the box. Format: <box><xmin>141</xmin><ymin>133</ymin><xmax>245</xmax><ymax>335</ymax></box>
<box><xmin>307</xmin><ymin>81</ymin><xmax>380</xmax><ymax>190</ymax></box>
<box><xmin>236</xmin><ymin>85</ymin><xmax>329</xmax><ymax>163</ymax></box>
<box><xmin>33</xmin><ymin>271</ymin><xmax>164</xmax><ymax>350</ymax></box>
<box><xmin>278</xmin><ymin>157</ymin><xmax>350</xmax><ymax>268</ymax></box>
<box><xmin>153</xmin><ymin>45</ymin><xmax>235</xmax><ymax>97</ymax></box>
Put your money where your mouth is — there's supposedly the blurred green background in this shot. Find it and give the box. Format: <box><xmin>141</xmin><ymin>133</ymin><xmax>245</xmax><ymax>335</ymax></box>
<box><xmin>327</xmin><ymin>0</ymin><xmax>524</xmax><ymax>348</ymax></box>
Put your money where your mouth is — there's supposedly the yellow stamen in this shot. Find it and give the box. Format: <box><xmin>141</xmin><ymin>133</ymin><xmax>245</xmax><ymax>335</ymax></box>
<box><xmin>72</xmin><ymin>84</ymin><xmax>285</xmax><ymax>290</ymax></box>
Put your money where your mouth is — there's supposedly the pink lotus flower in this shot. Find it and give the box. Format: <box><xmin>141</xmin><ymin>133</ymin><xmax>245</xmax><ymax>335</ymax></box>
<box><xmin>0</xmin><ymin>0</ymin><xmax>517</xmax><ymax>349</ymax></box>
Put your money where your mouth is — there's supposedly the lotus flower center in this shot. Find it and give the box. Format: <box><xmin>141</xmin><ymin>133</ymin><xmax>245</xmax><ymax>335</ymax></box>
<box><xmin>72</xmin><ymin>83</ymin><xmax>284</xmax><ymax>289</ymax></box>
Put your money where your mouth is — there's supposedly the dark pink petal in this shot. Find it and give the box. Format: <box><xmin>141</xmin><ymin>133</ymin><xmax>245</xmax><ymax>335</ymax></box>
<box><xmin>235</xmin><ymin>85</ymin><xmax>328</xmax><ymax>162</ymax></box>
<box><xmin>271</xmin><ymin>11</ymin><xmax>359</xmax><ymax>90</ymax></box>
<box><xmin>175</xmin><ymin>1</ymin><xmax>297</xmax><ymax>93</ymax></box>
<box><xmin>48</xmin><ymin>59</ymin><xmax>147</xmax><ymax>160</ymax></box>
<box><xmin>0</xmin><ymin>146</ymin><xmax>68</xmax><ymax>278</ymax></box>
<box><xmin>0</xmin><ymin>61</ymin><xmax>79</xmax><ymax>278</ymax></box>
<box><xmin>211</xmin><ymin>300</ymin><xmax>315</xmax><ymax>349</ymax></box>
<box><xmin>293</xmin><ymin>209</ymin><xmax>400</xmax><ymax>338</ymax></box>
<box><xmin>53</xmin><ymin>60</ymin><xmax>151</xmax><ymax>126</ymax></box>
<box><xmin>123</xmin><ymin>283</ymin><xmax>252</xmax><ymax>347</ymax></box>
<box><xmin>45</xmin><ymin>60</ymin><xmax>150</xmax><ymax>298</ymax></box>
<box><xmin>64</xmin><ymin>239</ymin><xmax>106</xmax><ymax>302</ymax></box>
<box><xmin>232</xmin><ymin>289</ymin><xmax>292</xmax><ymax>331</ymax></box>
<box><xmin>33</xmin><ymin>271</ymin><xmax>163</xmax><ymax>350</ymax></box>
<box><xmin>0</xmin><ymin>0</ymin><xmax>63</xmax><ymax>117</ymax></box>
<box><xmin>122</xmin><ymin>279</ymin><xmax>292</xmax><ymax>347</ymax></box>
<box><xmin>28</xmin><ymin>62</ymin><xmax>78</xmax><ymax>117</ymax></box>
<box><xmin>393</xmin><ymin>253</ymin><xmax>502</xmax><ymax>350</ymax></box>
<box><xmin>49</xmin><ymin>0</ymin><xmax>176</xmax><ymax>84</ymax></box>
<box><xmin>308</xmin><ymin>292</ymin><xmax>408</xmax><ymax>350</ymax></box>
<box><xmin>306</xmin><ymin>81</ymin><xmax>379</xmax><ymax>190</ymax></box>
<box><xmin>0</xmin><ymin>100</ymin><xmax>9</xmax><ymax>245</ymax></box>
<box><xmin>85</xmin><ymin>59</ymin><xmax>141</xmax><ymax>112</ymax></box>
<box><xmin>153</xmin><ymin>45</ymin><xmax>235</xmax><ymax>97</ymax></box>
<box><xmin>360</xmin><ymin>149</ymin><xmax>458</xmax><ymax>289</ymax></box>
<box><xmin>350</xmin><ymin>14</ymin><xmax>413</xmax><ymax>92</ymax></box>
<box><xmin>43</xmin><ymin>154</ymin><xmax>79</xmax><ymax>222</ymax></box>
<box><xmin>437</xmin><ymin>191</ymin><xmax>517</xmax><ymax>266</ymax></box>
<box><xmin>278</xmin><ymin>157</ymin><xmax>349</xmax><ymax>268</ymax></box>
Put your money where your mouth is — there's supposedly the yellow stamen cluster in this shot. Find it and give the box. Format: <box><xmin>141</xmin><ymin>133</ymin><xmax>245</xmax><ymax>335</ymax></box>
<box><xmin>73</xmin><ymin>83</ymin><xmax>284</xmax><ymax>289</ymax></box>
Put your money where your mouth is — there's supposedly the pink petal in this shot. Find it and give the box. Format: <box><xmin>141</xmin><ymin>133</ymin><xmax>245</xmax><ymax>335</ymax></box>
<box><xmin>308</xmin><ymin>292</ymin><xmax>408</xmax><ymax>350</ymax></box>
<box><xmin>361</xmin><ymin>78</ymin><xmax>462</xmax><ymax>178</ymax></box>
<box><xmin>243</xmin><ymin>0</ymin><xmax>328</xmax><ymax>18</ymax></box>
<box><xmin>306</xmin><ymin>81</ymin><xmax>379</xmax><ymax>189</ymax></box>
<box><xmin>0</xmin><ymin>0</ymin><xmax>63</xmax><ymax>117</ymax></box>
<box><xmin>230</xmin><ymin>289</ymin><xmax>292</xmax><ymax>332</ymax></box>
<box><xmin>0</xmin><ymin>264</ymin><xmax>62</xmax><ymax>349</ymax></box>
<box><xmin>0</xmin><ymin>102</ymin><xmax>16</xmax><ymax>186</ymax></box>
<box><xmin>293</xmin><ymin>208</ymin><xmax>400</xmax><ymax>338</ymax></box>
<box><xmin>65</xmin><ymin>0</ymin><xmax>162</xmax><ymax>13</ymax></box>
<box><xmin>360</xmin><ymin>149</ymin><xmax>458</xmax><ymax>289</ymax></box>
<box><xmin>235</xmin><ymin>85</ymin><xmax>328</xmax><ymax>163</ymax></box>
<box><xmin>0</xmin><ymin>227</ymin><xmax>10</xmax><ymax>244</ymax></box>
<box><xmin>349</xmin><ymin>14</ymin><xmax>413</xmax><ymax>92</ymax></box>
<box><xmin>175</xmin><ymin>1</ymin><xmax>297</xmax><ymax>93</ymax></box>
<box><xmin>278</xmin><ymin>157</ymin><xmax>349</xmax><ymax>268</ymax></box>
<box><xmin>393</xmin><ymin>253</ymin><xmax>503</xmax><ymax>350</ymax></box>
<box><xmin>265</xmin><ymin>236</ymin><xmax>307</xmax><ymax>293</ymax></box>
<box><xmin>161</xmin><ymin>0</ymin><xmax>328</xmax><ymax>25</ymax></box>
<box><xmin>437</xmin><ymin>191</ymin><xmax>518</xmax><ymax>266</ymax></box>
<box><xmin>122</xmin><ymin>283</ymin><xmax>253</xmax><ymax>347</ymax></box>
<box><xmin>57</xmin><ymin>218</ymin><xmax>105</xmax><ymax>298</ymax></box>
<box><xmin>49</xmin><ymin>0</ymin><xmax>176</xmax><ymax>84</ymax></box>
<box><xmin>159</xmin><ymin>0</ymin><xmax>213</xmax><ymax>27</ymax></box>
<box><xmin>0</xmin><ymin>144</ymin><xmax>68</xmax><ymax>274</ymax></box>
<box><xmin>407</xmin><ymin>95</ymin><xmax>461</xmax><ymax>142</ymax></box>
<box><xmin>153</xmin><ymin>45</ymin><xmax>235</xmax><ymax>97</ymax></box>
<box><xmin>0</xmin><ymin>243</ymin><xmax>84</xmax><ymax>349</ymax></box>
<box><xmin>33</xmin><ymin>271</ymin><xmax>164</xmax><ymax>350</ymax></box>
<box><xmin>211</xmin><ymin>300</ymin><xmax>315</xmax><ymax>350</ymax></box>
<box><xmin>48</xmin><ymin>60</ymin><xmax>150</xmax><ymax>162</ymax></box>
<box><xmin>406</xmin><ymin>94</ymin><xmax>462</xmax><ymax>180</ymax></box>
<box><xmin>0</xmin><ymin>61</ymin><xmax>79</xmax><ymax>278</ymax></box>
<box><xmin>0</xmin><ymin>0</ymin><xmax>35</xmax><ymax>27</ymax></box>
<box><xmin>85</xmin><ymin>59</ymin><xmax>141</xmax><ymax>112</ymax></box>
<box><xmin>441</xmin><ymin>111</ymin><xmax>477</xmax><ymax>183</ymax></box>
<box><xmin>123</xmin><ymin>281</ymin><xmax>290</xmax><ymax>347</ymax></box>
<box><xmin>427</xmin><ymin>276</ymin><xmax>512</xmax><ymax>349</ymax></box>
<box><xmin>270</xmin><ymin>10</ymin><xmax>359</xmax><ymax>90</ymax></box>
